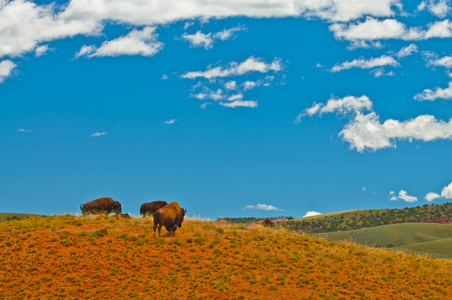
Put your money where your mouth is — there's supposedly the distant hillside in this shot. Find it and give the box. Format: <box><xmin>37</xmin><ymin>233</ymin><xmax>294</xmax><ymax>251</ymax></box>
<box><xmin>281</xmin><ymin>203</ymin><xmax>452</xmax><ymax>234</ymax></box>
<box><xmin>0</xmin><ymin>213</ymin><xmax>42</xmax><ymax>222</ymax></box>
<box><xmin>218</xmin><ymin>216</ymin><xmax>293</xmax><ymax>224</ymax></box>
<box><xmin>315</xmin><ymin>223</ymin><xmax>452</xmax><ymax>258</ymax></box>
<box><xmin>1</xmin><ymin>215</ymin><xmax>452</xmax><ymax>299</ymax></box>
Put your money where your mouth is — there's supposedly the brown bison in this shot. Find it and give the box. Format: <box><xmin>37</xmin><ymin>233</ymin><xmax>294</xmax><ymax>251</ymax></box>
<box><xmin>153</xmin><ymin>202</ymin><xmax>187</xmax><ymax>235</ymax></box>
<box><xmin>80</xmin><ymin>197</ymin><xmax>122</xmax><ymax>215</ymax></box>
<box><xmin>140</xmin><ymin>200</ymin><xmax>168</xmax><ymax>217</ymax></box>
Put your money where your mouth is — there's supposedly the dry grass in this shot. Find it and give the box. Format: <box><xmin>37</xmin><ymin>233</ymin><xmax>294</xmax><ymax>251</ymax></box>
<box><xmin>1</xmin><ymin>215</ymin><xmax>452</xmax><ymax>299</ymax></box>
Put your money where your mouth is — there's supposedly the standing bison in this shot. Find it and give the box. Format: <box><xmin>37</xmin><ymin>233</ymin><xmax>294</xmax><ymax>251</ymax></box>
<box><xmin>140</xmin><ymin>200</ymin><xmax>168</xmax><ymax>217</ymax></box>
<box><xmin>80</xmin><ymin>197</ymin><xmax>122</xmax><ymax>215</ymax></box>
<box><xmin>153</xmin><ymin>202</ymin><xmax>187</xmax><ymax>235</ymax></box>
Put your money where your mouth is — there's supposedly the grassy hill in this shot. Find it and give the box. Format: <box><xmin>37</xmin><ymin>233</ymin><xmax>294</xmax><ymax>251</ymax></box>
<box><xmin>282</xmin><ymin>202</ymin><xmax>452</xmax><ymax>234</ymax></box>
<box><xmin>0</xmin><ymin>213</ymin><xmax>42</xmax><ymax>222</ymax></box>
<box><xmin>315</xmin><ymin>223</ymin><xmax>452</xmax><ymax>258</ymax></box>
<box><xmin>1</xmin><ymin>215</ymin><xmax>452</xmax><ymax>299</ymax></box>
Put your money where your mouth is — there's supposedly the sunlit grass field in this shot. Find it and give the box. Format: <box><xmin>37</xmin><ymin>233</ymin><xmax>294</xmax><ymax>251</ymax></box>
<box><xmin>1</xmin><ymin>215</ymin><xmax>452</xmax><ymax>299</ymax></box>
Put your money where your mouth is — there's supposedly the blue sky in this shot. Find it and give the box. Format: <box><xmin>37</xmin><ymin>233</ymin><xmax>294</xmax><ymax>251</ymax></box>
<box><xmin>1</xmin><ymin>0</ymin><xmax>452</xmax><ymax>219</ymax></box>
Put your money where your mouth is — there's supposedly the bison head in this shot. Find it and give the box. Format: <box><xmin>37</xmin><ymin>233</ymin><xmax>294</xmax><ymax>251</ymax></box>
<box><xmin>178</xmin><ymin>208</ymin><xmax>187</xmax><ymax>227</ymax></box>
<box><xmin>113</xmin><ymin>201</ymin><xmax>122</xmax><ymax>214</ymax></box>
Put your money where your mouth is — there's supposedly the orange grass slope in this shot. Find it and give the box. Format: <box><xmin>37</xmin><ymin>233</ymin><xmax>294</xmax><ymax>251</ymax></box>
<box><xmin>1</xmin><ymin>215</ymin><xmax>452</xmax><ymax>300</ymax></box>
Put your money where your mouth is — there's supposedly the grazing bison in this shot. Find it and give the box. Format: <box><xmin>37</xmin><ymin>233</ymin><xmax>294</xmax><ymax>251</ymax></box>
<box><xmin>153</xmin><ymin>202</ymin><xmax>187</xmax><ymax>235</ymax></box>
<box><xmin>80</xmin><ymin>197</ymin><xmax>122</xmax><ymax>215</ymax></box>
<box><xmin>140</xmin><ymin>200</ymin><xmax>168</xmax><ymax>217</ymax></box>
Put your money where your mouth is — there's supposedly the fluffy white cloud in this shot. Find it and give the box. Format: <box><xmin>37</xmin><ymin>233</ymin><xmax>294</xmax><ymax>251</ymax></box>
<box><xmin>90</xmin><ymin>131</ymin><xmax>107</xmax><ymax>137</ymax></box>
<box><xmin>244</xmin><ymin>204</ymin><xmax>283</xmax><ymax>211</ymax></box>
<box><xmin>302</xmin><ymin>211</ymin><xmax>322</xmax><ymax>217</ymax></box>
<box><xmin>0</xmin><ymin>59</ymin><xmax>16</xmax><ymax>83</ymax></box>
<box><xmin>428</xmin><ymin>55</ymin><xmax>452</xmax><ymax>68</ymax></box>
<box><xmin>425</xmin><ymin>192</ymin><xmax>442</xmax><ymax>201</ymax></box>
<box><xmin>330</xmin><ymin>17</ymin><xmax>452</xmax><ymax>45</ymax></box>
<box><xmin>419</xmin><ymin>0</ymin><xmax>451</xmax><ymax>18</ymax></box>
<box><xmin>415</xmin><ymin>81</ymin><xmax>452</xmax><ymax>101</ymax></box>
<box><xmin>0</xmin><ymin>0</ymin><xmax>100</xmax><ymax>58</ymax></box>
<box><xmin>331</xmin><ymin>55</ymin><xmax>399</xmax><ymax>72</ymax></box>
<box><xmin>182</xmin><ymin>57</ymin><xmax>282</xmax><ymax>79</ymax></box>
<box><xmin>390</xmin><ymin>190</ymin><xmax>418</xmax><ymax>202</ymax></box>
<box><xmin>301</xmin><ymin>95</ymin><xmax>452</xmax><ymax>152</ymax></box>
<box><xmin>164</xmin><ymin>119</ymin><xmax>178</xmax><ymax>124</ymax></box>
<box><xmin>441</xmin><ymin>182</ymin><xmax>452</xmax><ymax>198</ymax></box>
<box><xmin>181</xmin><ymin>31</ymin><xmax>213</xmax><ymax>49</ymax></box>
<box><xmin>77</xmin><ymin>27</ymin><xmax>163</xmax><ymax>57</ymax></box>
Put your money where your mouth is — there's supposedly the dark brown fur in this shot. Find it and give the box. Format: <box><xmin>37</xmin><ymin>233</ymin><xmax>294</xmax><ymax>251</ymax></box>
<box><xmin>80</xmin><ymin>197</ymin><xmax>122</xmax><ymax>215</ymax></box>
<box><xmin>140</xmin><ymin>200</ymin><xmax>168</xmax><ymax>217</ymax></box>
<box><xmin>153</xmin><ymin>202</ymin><xmax>187</xmax><ymax>235</ymax></box>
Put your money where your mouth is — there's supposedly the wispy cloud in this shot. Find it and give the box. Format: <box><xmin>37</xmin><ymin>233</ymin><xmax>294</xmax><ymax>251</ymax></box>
<box><xmin>415</xmin><ymin>81</ymin><xmax>452</xmax><ymax>101</ymax></box>
<box><xmin>181</xmin><ymin>26</ymin><xmax>244</xmax><ymax>49</ymax></box>
<box><xmin>35</xmin><ymin>45</ymin><xmax>51</xmax><ymax>57</ymax></box>
<box><xmin>76</xmin><ymin>27</ymin><xmax>163</xmax><ymax>58</ymax></box>
<box><xmin>17</xmin><ymin>129</ymin><xmax>31</xmax><ymax>133</ymax></box>
<box><xmin>164</xmin><ymin>119</ymin><xmax>178</xmax><ymax>124</ymax></box>
<box><xmin>418</xmin><ymin>0</ymin><xmax>451</xmax><ymax>18</ymax></box>
<box><xmin>331</xmin><ymin>55</ymin><xmax>399</xmax><ymax>72</ymax></box>
<box><xmin>243</xmin><ymin>204</ymin><xmax>283</xmax><ymax>211</ymax></box>
<box><xmin>90</xmin><ymin>131</ymin><xmax>107</xmax><ymax>137</ymax></box>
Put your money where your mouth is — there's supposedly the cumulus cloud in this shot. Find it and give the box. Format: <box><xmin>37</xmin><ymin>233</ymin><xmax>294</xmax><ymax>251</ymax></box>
<box><xmin>243</xmin><ymin>204</ymin><xmax>283</xmax><ymax>211</ymax></box>
<box><xmin>425</xmin><ymin>192</ymin><xmax>442</xmax><ymax>201</ymax></box>
<box><xmin>181</xmin><ymin>31</ymin><xmax>213</xmax><ymax>49</ymax></box>
<box><xmin>390</xmin><ymin>190</ymin><xmax>418</xmax><ymax>202</ymax></box>
<box><xmin>330</xmin><ymin>17</ymin><xmax>452</xmax><ymax>46</ymax></box>
<box><xmin>427</xmin><ymin>55</ymin><xmax>452</xmax><ymax>68</ymax></box>
<box><xmin>0</xmin><ymin>60</ymin><xmax>16</xmax><ymax>83</ymax></box>
<box><xmin>418</xmin><ymin>0</ymin><xmax>451</xmax><ymax>18</ymax></box>
<box><xmin>164</xmin><ymin>119</ymin><xmax>178</xmax><ymax>124</ymax></box>
<box><xmin>77</xmin><ymin>27</ymin><xmax>163</xmax><ymax>57</ymax></box>
<box><xmin>415</xmin><ymin>81</ymin><xmax>452</xmax><ymax>101</ymax></box>
<box><xmin>441</xmin><ymin>182</ymin><xmax>452</xmax><ymax>198</ymax></box>
<box><xmin>303</xmin><ymin>211</ymin><xmax>322</xmax><ymax>217</ymax></box>
<box><xmin>300</xmin><ymin>95</ymin><xmax>452</xmax><ymax>152</ymax></box>
<box><xmin>331</xmin><ymin>55</ymin><xmax>399</xmax><ymax>72</ymax></box>
<box><xmin>90</xmin><ymin>131</ymin><xmax>107</xmax><ymax>137</ymax></box>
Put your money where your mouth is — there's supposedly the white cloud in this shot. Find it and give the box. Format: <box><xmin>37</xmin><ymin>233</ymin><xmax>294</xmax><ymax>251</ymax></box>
<box><xmin>419</xmin><ymin>0</ymin><xmax>451</xmax><ymax>18</ymax></box>
<box><xmin>330</xmin><ymin>17</ymin><xmax>452</xmax><ymax>45</ymax></box>
<box><xmin>78</xmin><ymin>27</ymin><xmax>163</xmax><ymax>57</ymax></box>
<box><xmin>34</xmin><ymin>45</ymin><xmax>51</xmax><ymax>57</ymax></box>
<box><xmin>164</xmin><ymin>119</ymin><xmax>178</xmax><ymax>124</ymax></box>
<box><xmin>224</xmin><ymin>81</ymin><xmax>237</xmax><ymax>90</ymax></box>
<box><xmin>17</xmin><ymin>128</ymin><xmax>31</xmax><ymax>133</ymax></box>
<box><xmin>0</xmin><ymin>0</ymin><xmax>100</xmax><ymax>58</ymax></box>
<box><xmin>90</xmin><ymin>131</ymin><xmax>107</xmax><ymax>137</ymax></box>
<box><xmin>396</xmin><ymin>44</ymin><xmax>418</xmax><ymax>58</ymax></box>
<box><xmin>181</xmin><ymin>31</ymin><xmax>213</xmax><ymax>49</ymax></box>
<box><xmin>428</xmin><ymin>55</ymin><xmax>452</xmax><ymax>68</ymax></box>
<box><xmin>220</xmin><ymin>100</ymin><xmax>258</xmax><ymax>108</ymax></box>
<box><xmin>302</xmin><ymin>95</ymin><xmax>373</xmax><ymax>116</ymax></box>
<box><xmin>331</xmin><ymin>55</ymin><xmax>399</xmax><ymax>72</ymax></box>
<box><xmin>441</xmin><ymin>182</ymin><xmax>452</xmax><ymax>198</ymax></box>
<box><xmin>0</xmin><ymin>60</ymin><xmax>16</xmax><ymax>83</ymax></box>
<box><xmin>244</xmin><ymin>204</ymin><xmax>283</xmax><ymax>211</ymax></box>
<box><xmin>213</xmin><ymin>26</ymin><xmax>244</xmax><ymax>41</ymax></box>
<box><xmin>303</xmin><ymin>211</ymin><xmax>322</xmax><ymax>217</ymax></box>
<box><xmin>302</xmin><ymin>95</ymin><xmax>452</xmax><ymax>152</ymax></box>
<box><xmin>390</xmin><ymin>190</ymin><xmax>418</xmax><ymax>202</ymax></box>
<box><xmin>425</xmin><ymin>192</ymin><xmax>442</xmax><ymax>201</ymax></box>
<box><xmin>398</xmin><ymin>190</ymin><xmax>418</xmax><ymax>202</ymax></box>
<box><xmin>415</xmin><ymin>81</ymin><xmax>452</xmax><ymax>101</ymax></box>
<box><xmin>161</xmin><ymin>74</ymin><xmax>169</xmax><ymax>80</ymax></box>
